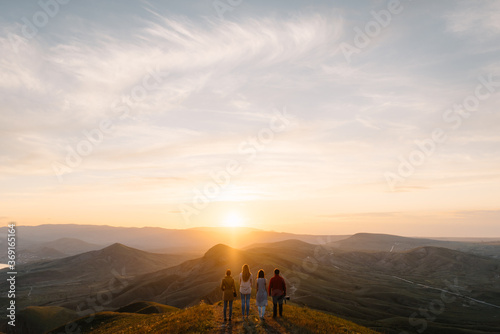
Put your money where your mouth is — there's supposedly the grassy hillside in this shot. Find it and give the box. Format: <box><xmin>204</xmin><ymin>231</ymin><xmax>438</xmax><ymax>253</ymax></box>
<box><xmin>116</xmin><ymin>301</ymin><xmax>179</xmax><ymax>314</ymax></box>
<box><xmin>8</xmin><ymin>306</ymin><xmax>78</xmax><ymax>334</ymax></box>
<box><xmin>0</xmin><ymin>243</ymin><xmax>193</xmax><ymax>313</ymax></box>
<box><xmin>49</xmin><ymin>300</ymin><xmax>379</xmax><ymax>334</ymax></box>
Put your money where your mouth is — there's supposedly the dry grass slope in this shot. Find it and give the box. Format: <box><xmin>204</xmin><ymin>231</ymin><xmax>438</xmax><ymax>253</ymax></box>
<box><xmin>49</xmin><ymin>300</ymin><xmax>379</xmax><ymax>334</ymax></box>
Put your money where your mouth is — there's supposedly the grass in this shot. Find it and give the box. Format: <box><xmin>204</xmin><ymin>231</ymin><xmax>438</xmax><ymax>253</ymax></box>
<box><xmin>49</xmin><ymin>303</ymin><xmax>216</xmax><ymax>334</ymax></box>
<box><xmin>16</xmin><ymin>306</ymin><xmax>78</xmax><ymax>334</ymax></box>
<box><xmin>276</xmin><ymin>304</ymin><xmax>379</xmax><ymax>334</ymax></box>
<box><xmin>49</xmin><ymin>299</ymin><xmax>379</xmax><ymax>334</ymax></box>
<box><xmin>116</xmin><ymin>301</ymin><xmax>179</xmax><ymax>314</ymax></box>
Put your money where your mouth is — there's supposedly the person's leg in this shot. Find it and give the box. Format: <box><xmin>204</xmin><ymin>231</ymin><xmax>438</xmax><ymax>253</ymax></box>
<box><xmin>223</xmin><ymin>300</ymin><xmax>227</xmax><ymax>320</ymax></box>
<box><xmin>241</xmin><ymin>294</ymin><xmax>245</xmax><ymax>316</ymax></box>
<box><xmin>262</xmin><ymin>305</ymin><xmax>266</xmax><ymax>317</ymax></box>
<box><xmin>228</xmin><ymin>300</ymin><xmax>233</xmax><ymax>320</ymax></box>
<box><xmin>279</xmin><ymin>300</ymin><xmax>283</xmax><ymax>317</ymax></box>
<box><xmin>245</xmin><ymin>294</ymin><xmax>250</xmax><ymax>316</ymax></box>
<box><xmin>272</xmin><ymin>297</ymin><xmax>277</xmax><ymax>318</ymax></box>
<box><xmin>257</xmin><ymin>306</ymin><xmax>261</xmax><ymax>317</ymax></box>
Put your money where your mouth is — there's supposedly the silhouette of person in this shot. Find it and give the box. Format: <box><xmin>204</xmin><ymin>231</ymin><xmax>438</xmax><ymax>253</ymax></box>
<box><xmin>268</xmin><ymin>268</ymin><xmax>286</xmax><ymax>317</ymax></box>
<box><xmin>239</xmin><ymin>264</ymin><xmax>253</xmax><ymax>319</ymax></box>
<box><xmin>220</xmin><ymin>269</ymin><xmax>236</xmax><ymax>321</ymax></box>
<box><xmin>255</xmin><ymin>269</ymin><xmax>268</xmax><ymax>318</ymax></box>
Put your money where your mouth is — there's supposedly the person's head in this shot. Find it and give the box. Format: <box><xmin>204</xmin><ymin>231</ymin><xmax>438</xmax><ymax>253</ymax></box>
<box><xmin>258</xmin><ymin>269</ymin><xmax>265</xmax><ymax>278</ymax></box>
<box><xmin>242</xmin><ymin>264</ymin><xmax>251</xmax><ymax>282</ymax></box>
<box><xmin>226</xmin><ymin>269</ymin><xmax>231</xmax><ymax>276</ymax></box>
<box><xmin>274</xmin><ymin>268</ymin><xmax>280</xmax><ymax>276</ymax></box>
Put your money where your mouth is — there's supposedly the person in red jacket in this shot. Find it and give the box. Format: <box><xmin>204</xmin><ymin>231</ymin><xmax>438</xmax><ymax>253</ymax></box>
<box><xmin>268</xmin><ymin>268</ymin><xmax>286</xmax><ymax>317</ymax></box>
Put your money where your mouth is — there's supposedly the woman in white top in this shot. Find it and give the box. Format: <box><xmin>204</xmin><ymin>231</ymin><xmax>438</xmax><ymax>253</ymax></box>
<box><xmin>239</xmin><ymin>264</ymin><xmax>253</xmax><ymax>318</ymax></box>
<box><xmin>255</xmin><ymin>269</ymin><xmax>268</xmax><ymax>318</ymax></box>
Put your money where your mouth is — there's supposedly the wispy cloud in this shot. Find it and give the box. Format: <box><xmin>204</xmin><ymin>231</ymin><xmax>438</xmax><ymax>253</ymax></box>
<box><xmin>1</xmin><ymin>1</ymin><xmax>499</xmax><ymax>234</ymax></box>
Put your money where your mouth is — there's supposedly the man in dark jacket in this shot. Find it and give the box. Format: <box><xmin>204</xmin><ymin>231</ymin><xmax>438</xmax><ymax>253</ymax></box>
<box><xmin>268</xmin><ymin>268</ymin><xmax>286</xmax><ymax>317</ymax></box>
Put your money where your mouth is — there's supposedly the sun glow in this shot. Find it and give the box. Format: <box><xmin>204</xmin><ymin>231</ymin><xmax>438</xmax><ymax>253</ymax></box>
<box><xmin>223</xmin><ymin>211</ymin><xmax>245</xmax><ymax>227</ymax></box>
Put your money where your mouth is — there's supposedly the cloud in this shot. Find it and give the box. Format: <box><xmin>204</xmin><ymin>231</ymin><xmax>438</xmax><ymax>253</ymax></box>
<box><xmin>445</xmin><ymin>1</ymin><xmax>500</xmax><ymax>37</ymax></box>
<box><xmin>1</xmin><ymin>2</ymin><xmax>499</xmax><ymax>235</ymax></box>
<box><xmin>0</xmin><ymin>11</ymin><xmax>344</xmax><ymax>172</ymax></box>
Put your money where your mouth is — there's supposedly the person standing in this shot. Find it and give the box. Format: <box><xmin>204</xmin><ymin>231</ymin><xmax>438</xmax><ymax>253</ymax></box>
<box><xmin>220</xmin><ymin>269</ymin><xmax>236</xmax><ymax>321</ymax></box>
<box><xmin>268</xmin><ymin>268</ymin><xmax>286</xmax><ymax>318</ymax></box>
<box><xmin>255</xmin><ymin>269</ymin><xmax>268</xmax><ymax>319</ymax></box>
<box><xmin>239</xmin><ymin>264</ymin><xmax>253</xmax><ymax>319</ymax></box>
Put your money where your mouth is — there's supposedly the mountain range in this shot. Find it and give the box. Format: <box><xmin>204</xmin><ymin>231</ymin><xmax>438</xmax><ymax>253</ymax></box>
<box><xmin>0</xmin><ymin>224</ymin><xmax>348</xmax><ymax>264</ymax></box>
<box><xmin>1</xmin><ymin>226</ymin><xmax>500</xmax><ymax>333</ymax></box>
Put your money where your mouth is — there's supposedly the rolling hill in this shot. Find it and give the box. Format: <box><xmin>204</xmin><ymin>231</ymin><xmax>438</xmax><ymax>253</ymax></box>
<box><xmin>331</xmin><ymin>233</ymin><xmax>500</xmax><ymax>259</ymax></box>
<box><xmin>33</xmin><ymin>237</ymin><xmax>103</xmax><ymax>255</ymax></box>
<box><xmin>0</xmin><ymin>243</ymin><xmax>195</xmax><ymax>315</ymax></box>
<box><xmin>18</xmin><ymin>238</ymin><xmax>104</xmax><ymax>264</ymax></box>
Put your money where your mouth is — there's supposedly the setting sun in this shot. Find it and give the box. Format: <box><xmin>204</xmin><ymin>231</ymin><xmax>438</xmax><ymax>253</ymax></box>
<box><xmin>223</xmin><ymin>211</ymin><xmax>245</xmax><ymax>227</ymax></box>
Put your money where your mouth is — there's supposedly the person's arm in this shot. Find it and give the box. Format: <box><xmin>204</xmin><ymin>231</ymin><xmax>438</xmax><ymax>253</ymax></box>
<box><xmin>221</xmin><ymin>279</ymin><xmax>225</xmax><ymax>291</ymax></box>
<box><xmin>283</xmin><ymin>277</ymin><xmax>286</xmax><ymax>295</ymax></box>
<box><xmin>268</xmin><ymin>277</ymin><xmax>272</xmax><ymax>295</ymax></box>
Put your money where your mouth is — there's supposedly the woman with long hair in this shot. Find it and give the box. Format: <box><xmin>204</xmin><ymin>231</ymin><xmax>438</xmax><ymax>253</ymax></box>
<box><xmin>239</xmin><ymin>264</ymin><xmax>253</xmax><ymax>318</ymax></box>
<box><xmin>255</xmin><ymin>269</ymin><xmax>268</xmax><ymax>319</ymax></box>
<box><xmin>220</xmin><ymin>269</ymin><xmax>236</xmax><ymax>321</ymax></box>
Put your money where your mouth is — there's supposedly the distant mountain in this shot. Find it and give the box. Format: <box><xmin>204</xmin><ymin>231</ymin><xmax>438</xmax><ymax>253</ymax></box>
<box><xmin>332</xmin><ymin>232</ymin><xmax>500</xmax><ymax>259</ymax></box>
<box><xmin>19</xmin><ymin>242</ymin><xmax>187</xmax><ymax>281</ymax></box>
<box><xmin>35</xmin><ymin>237</ymin><xmax>104</xmax><ymax>255</ymax></box>
<box><xmin>17</xmin><ymin>247</ymin><xmax>67</xmax><ymax>263</ymax></box>
<box><xmin>10</xmin><ymin>238</ymin><xmax>105</xmax><ymax>264</ymax></box>
<box><xmin>332</xmin><ymin>233</ymin><xmax>459</xmax><ymax>252</ymax></box>
<box><xmin>0</xmin><ymin>224</ymin><xmax>349</xmax><ymax>254</ymax></box>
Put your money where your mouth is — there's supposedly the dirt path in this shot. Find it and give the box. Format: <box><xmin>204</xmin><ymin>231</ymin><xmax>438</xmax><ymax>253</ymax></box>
<box><xmin>211</xmin><ymin>300</ymin><xmax>290</xmax><ymax>334</ymax></box>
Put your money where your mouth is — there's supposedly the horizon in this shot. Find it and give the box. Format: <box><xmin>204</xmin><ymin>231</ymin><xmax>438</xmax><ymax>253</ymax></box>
<box><xmin>5</xmin><ymin>222</ymin><xmax>500</xmax><ymax>239</ymax></box>
<box><xmin>2</xmin><ymin>1</ymin><xmax>500</xmax><ymax>238</ymax></box>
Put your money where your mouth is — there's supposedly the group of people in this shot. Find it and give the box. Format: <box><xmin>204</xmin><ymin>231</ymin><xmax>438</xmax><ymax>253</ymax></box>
<box><xmin>220</xmin><ymin>264</ymin><xmax>287</xmax><ymax>322</ymax></box>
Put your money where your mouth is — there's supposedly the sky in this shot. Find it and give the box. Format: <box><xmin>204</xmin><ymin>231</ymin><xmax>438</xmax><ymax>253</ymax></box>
<box><xmin>1</xmin><ymin>0</ymin><xmax>499</xmax><ymax>237</ymax></box>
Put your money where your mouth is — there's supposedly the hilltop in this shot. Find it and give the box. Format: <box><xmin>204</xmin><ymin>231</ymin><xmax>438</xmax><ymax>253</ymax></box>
<box><xmin>48</xmin><ymin>300</ymin><xmax>379</xmax><ymax>334</ymax></box>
